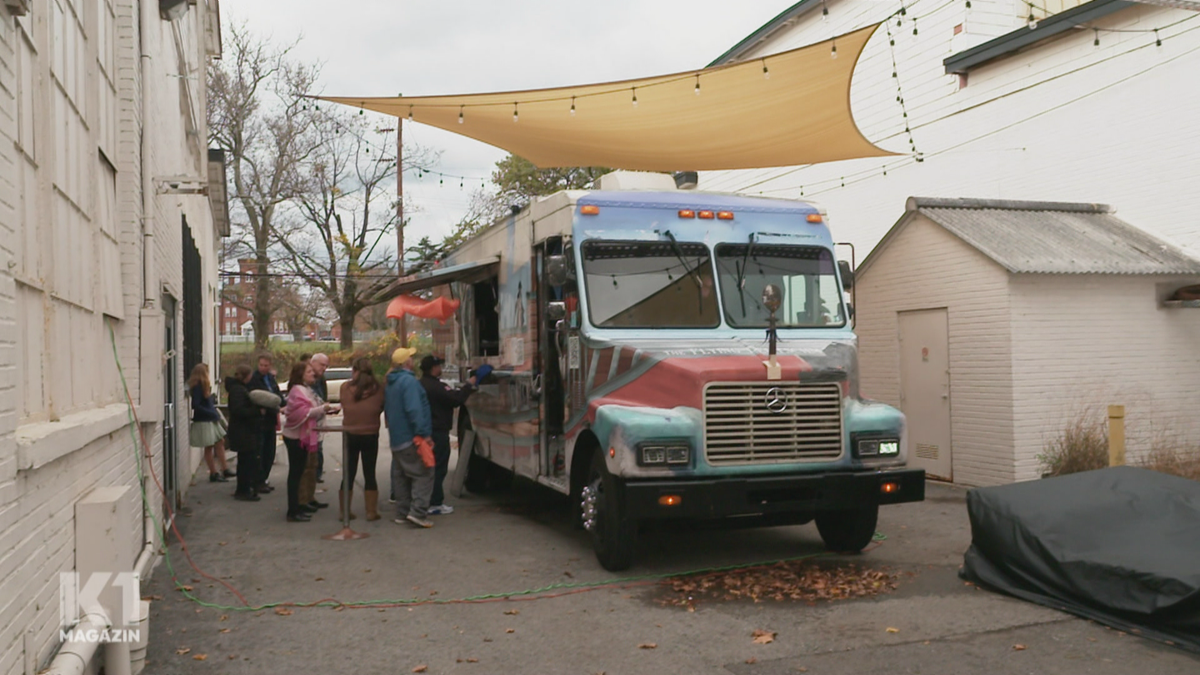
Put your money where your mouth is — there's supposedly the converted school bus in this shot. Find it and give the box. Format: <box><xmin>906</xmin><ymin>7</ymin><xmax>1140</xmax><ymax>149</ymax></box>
<box><xmin>397</xmin><ymin>172</ymin><xmax>925</xmax><ymax>570</ymax></box>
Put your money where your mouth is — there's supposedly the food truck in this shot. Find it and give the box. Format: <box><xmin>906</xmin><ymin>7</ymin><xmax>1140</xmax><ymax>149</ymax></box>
<box><xmin>394</xmin><ymin>172</ymin><xmax>924</xmax><ymax>570</ymax></box>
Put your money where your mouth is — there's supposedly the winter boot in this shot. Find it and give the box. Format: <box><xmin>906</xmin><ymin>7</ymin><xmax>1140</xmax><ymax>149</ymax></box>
<box><xmin>338</xmin><ymin>489</ymin><xmax>357</xmax><ymax>520</ymax></box>
<box><xmin>364</xmin><ymin>490</ymin><xmax>381</xmax><ymax>521</ymax></box>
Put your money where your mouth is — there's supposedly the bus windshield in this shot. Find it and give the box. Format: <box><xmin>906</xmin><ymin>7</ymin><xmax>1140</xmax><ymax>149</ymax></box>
<box><xmin>714</xmin><ymin>244</ymin><xmax>845</xmax><ymax>328</ymax></box>
<box><xmin>581</xmin><ymin>240</ymin><xmax>719</xmax><ymax>328</ymax></box>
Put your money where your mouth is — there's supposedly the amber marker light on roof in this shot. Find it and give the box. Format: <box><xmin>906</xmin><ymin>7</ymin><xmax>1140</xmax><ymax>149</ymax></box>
<box><xmin>678</xmin><ymin>209</ymin><xmax>696</xmax><ymax>218</ymax></box>
<box><xmin>580</xmin><ymin>205</ymin><xmax>601</xmax><ymax>215</ymax></box>
<box><xmin>717</xmin><ymin>211</ymin><xmax>734</xmax><ymax>220</ymax></box>
<box><xmin>806</xmin><ymin>213</ymin><xmax>824</xmax><ymax>223</ymax></box>
<box><xmin>698</xmin><ymin>210</ymin><xmax>715</xmax><ymax>219</ymax></box>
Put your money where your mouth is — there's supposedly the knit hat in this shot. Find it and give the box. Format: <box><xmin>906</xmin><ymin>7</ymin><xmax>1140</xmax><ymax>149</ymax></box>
<box><xmin>391</xmin><ymin>347</ymin><xmax>418</xmax><ymax>365</ymax></box>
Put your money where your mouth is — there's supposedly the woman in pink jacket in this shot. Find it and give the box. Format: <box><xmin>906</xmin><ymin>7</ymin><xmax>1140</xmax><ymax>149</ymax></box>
<box><xmin>282</xmin><ymin>362</ymin><xmax>327</xmax><ymax>522</ymax></box>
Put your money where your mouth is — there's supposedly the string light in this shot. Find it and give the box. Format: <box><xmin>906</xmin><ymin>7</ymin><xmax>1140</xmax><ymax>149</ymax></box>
<box><xmin>570</xmin><ymin>96</ymin><xmax>576</xmax><ymax>116</ymax></box>
<box><xmin>408</xmin><ymin>105</ymin><xmax>413</xmax><ymax>121</ymax></box>
<box><xmin>632</xmin><ymin>87</ymin><xmax>638</xmax><ymax>107</ymax></box>
<box><xmin>694</xmin><ymin>74</ymin><xmax>701</xmax><ymax>95</ymax></box>
<box><xmin>822</xmin><ymin>0</ymin><xmax>828</xmax><ymax>18</ymax></box>
<box><xmin>1155</xmin><ymin>28</ymin><xmax>1162</xmax><ymax>47</ymax></box>
<box><xmin>831</xmin><ymin>39</ymin><xmax>838</xmax><ymax>59</ymax></box>
<box><xmin>762</xmin><ymin>59</ymin><xmax>770</xmax><ymax>79</ymax></box>
<box><xmin>913</xmin><ymin>16</ymin><xmax>918</xmax><ymax>36</ymax></box>
<box><xmin>458</xmin><ymin>105</ymin><xmax>464</xmax><ymax>124</ymax></box>
<box><xmin>513</xmin><ymin>102</ymin><xmax>519</xmax><ymax>122</ymax></box>
<box><xmin>966</xmin><ymin>0</ymin><xmax>971</xmax><ymax>8</ymax></box>
<box><xmin>1094</xmin><ymin>28</ymin><xmax>1100</xmax><ymax>46</ymax></box>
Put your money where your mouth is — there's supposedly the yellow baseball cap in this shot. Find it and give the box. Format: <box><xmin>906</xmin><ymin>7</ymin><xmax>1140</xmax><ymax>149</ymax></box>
<box><xmin>391</xmin><ymin>347</ymin><xmax>418</xmax><ymax>365</ymax></box>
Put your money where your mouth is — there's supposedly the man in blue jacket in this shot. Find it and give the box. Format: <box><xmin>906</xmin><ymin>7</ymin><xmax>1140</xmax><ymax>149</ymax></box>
<box><xmin>384</xmin><ymin>347</ymin><xmax>435</xmax><ymax>528</ymax></box>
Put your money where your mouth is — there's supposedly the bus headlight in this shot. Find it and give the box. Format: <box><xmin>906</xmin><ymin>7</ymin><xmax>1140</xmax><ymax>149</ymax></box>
<box><xmin>638</xmin><ymin>442</ymin><xmax>690</xmax><ymax>466</ymax></box>
<box><xmin>853</xmin><ymin>433</ymin><xmax>900</xmax><ymax>458</ymax></box>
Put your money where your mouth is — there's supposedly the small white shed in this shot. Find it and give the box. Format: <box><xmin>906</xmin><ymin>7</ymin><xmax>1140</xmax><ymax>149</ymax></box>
<box><xmin>855</xmin><ymin>198</ymin><xmax>1200</xmax><ymax>486</ymax></box>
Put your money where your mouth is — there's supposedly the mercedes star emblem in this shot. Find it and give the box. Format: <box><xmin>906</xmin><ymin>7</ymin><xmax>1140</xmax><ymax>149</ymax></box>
<box><xmin>764</xmin><ymin>387</ymin><xmax>788</xmax><ymax>414</ymax></box>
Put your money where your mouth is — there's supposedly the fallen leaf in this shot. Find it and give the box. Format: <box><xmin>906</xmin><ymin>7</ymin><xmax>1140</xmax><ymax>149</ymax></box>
<box><xmin>886</xmin><ymin>627</ymin><xmax>900</xmax><ymax>634</ymax></box>
<box><xmin>177</xmin><ymin>585</ymin><xmax>193</xmax><ymax>592</ymax></box>
<box><xmin>638</xmin><ymin>643</ymin><xmax>658</xmax><ymax>650</ymax></box>
<box><xmin>412</xmin><ymin>666</ymin><xmax>427</xmax><ymax>673</ymax></box>
<box><xmin>798</xmin><ymin>668</ymin><xmax>808</xmax><ymax>672</ymax></box>
<box><xmin>142</xmin><ymin>594</ymin><xmax>164</xmax><ymax>601</ymax></box>
<box><xmin>315</xmin><ymin>577</ymin><xmax>324</xmax><ymax>582</ymax></box>
<box><xmin>564</xmin><ymin>571</ymin><xmax>574</xmax><ymax>578</ymax></box>
<box><xmin>363</xmin><ymin>569</ymin><xmax>372</xmax><ymax>573</ymax></box>
<box><xmin>274</xmin><ymin>608</ymin><xmax>293</xmax><ymax>616</ymax></box>
<box><xmin>504</xmin><ymin>610</ymin><xmax>520</xmax><ymax>616</ymax></box>
<box><xmin>506</xmin><ymin>628</ymin><xmax>515</xmax><ymax>634</ymax></box>
<box><xmin>1013</xmin><ymin>644</ymin><xmax>1026</xmax><ymax>651</ymax></box>
<box><xmin>219</xmin><ymin>541</ymin><xmax>227</xmax><ymax>546</ymax></box>
<box><xmin>193</xmin><ymin>654</ymin><xmax>207</xmax><ymax>661</ymax></box>
<box><xmin>219</xmin><ymin>628</ymin><xmax>231</xmax><ymax>634</ymax></box>
<box><xmin>175</xmin><ymin>647</ymin><xmax>191</xmax><ymax>655</ymax></box>
<box><xmin>752</xmin><ymin>629</ymin><xmax>776</xmax><ymax>645</ymax></box>
<box><xmin>194</xmin><ymin>609</ymin><xmax>203</xmax><ymax>614</ymax></box>
<box><xmin>228</xmin><ymin>655</ymin><xmax>237</xmax><ymax>660</ymax></box>
<box><xmin>483</xmin><ymin>638</ymin><xmax>493</xmax><ymax>643</ymax></box>
<box><xmin>745</xmin><ymin>657</ymin><xmax>758</xmax><ymax>664</ymax></box>
<box><xmin>219</xmin><ymin>615</ymin><xmax>228</xmax><ymax>621</ymax></box>
<box><xmin>467</xmin><ymin>658</ymin><xmax>478</xmax><ymax>663</ymax></box>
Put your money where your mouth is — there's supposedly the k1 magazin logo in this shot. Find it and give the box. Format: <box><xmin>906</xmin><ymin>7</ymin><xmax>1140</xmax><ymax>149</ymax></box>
<box><xmin>58</xmin><ymin>572</ymin><xmax>141</xmax><ymax>643</ymax></box>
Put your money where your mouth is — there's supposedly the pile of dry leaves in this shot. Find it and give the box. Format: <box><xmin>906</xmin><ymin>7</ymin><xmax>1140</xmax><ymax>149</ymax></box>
<box><xmin>659</xmin><ymin>561</ymin><xmax>898</xmax><ymax>609</ymax></box>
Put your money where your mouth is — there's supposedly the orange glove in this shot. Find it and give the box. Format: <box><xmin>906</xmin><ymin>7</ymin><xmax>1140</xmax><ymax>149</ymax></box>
<box><xmin>414</xmin><ymin>436</ymin><xmax>435</xmax><ymax>468</ymax></box>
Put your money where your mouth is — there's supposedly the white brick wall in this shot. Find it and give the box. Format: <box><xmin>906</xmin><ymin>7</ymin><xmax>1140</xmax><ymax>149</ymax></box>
<box><xmin>703</xmin><ymin>2</ymin><xmax>1200</xmax><ymax>259</ymax></box>
<box><xmin>857</xmin><ymin>214</ymin><xmax>1017</xmax><ymax>486</ymax></box>
<box><xmin>0</xmin><ymin>1</ymin><xmax>222</xmax><ymax>672</ymax></box>
<box><xmin>1009</xmin><ymin>273</ymin><xmax>1200</xmax><ymax>481</ymax></box>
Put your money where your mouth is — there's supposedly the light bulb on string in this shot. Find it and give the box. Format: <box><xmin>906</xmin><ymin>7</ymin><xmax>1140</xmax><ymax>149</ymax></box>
<box><xmin>822</xmin><ymin>0</ymin><xmax>828</xmax><ymax>18</ymax></box>
<box><xmin>439</xmin><ymin>177</ymin><xmax>444</xmax><ymax>187</ymax></box>
<box><xmin>695</xmin><ymin>74</ymin><xmax>701</xmax><ymax>95</ymax></box>
<box><xmin>570</xmin><ymin>96</ymin><xmax>576</xmax><ymax>116</ymax></box>
<box><xmin>966</xmin><ymin>0</ymin><xmax>971</xmax><ymax>7</ymax></box>
<box><xmin>458</xmin><ymin>105</ymin><xmax>464</xmax><ymax>124</ymax></box>
<box><xmin>831</xmin><ymin>40</ymin><xmax>838</xmax><ymax>59</ymax></box>
<box><xmin>1094</xmin><ymin>29</ymin><xmax>1100</xmax><ymax>47</ymax></box>
<box><xmin>408</xmin><ymin>105</ymin><xmax>413</xmax><ymax>122</ymax></box>
<box><xmin>762</xmin><ymin>59</ymin><xmax>770</xmax><ymax>79</ymax></box>
<box><xmin>900</xmin><ymin>2</ymin><xmax>906</xmax><ymax>16</ymax></box>
<box><xmin>913</xmin><ymin>17</ymin><xmax>918</xmax><ymax>36</ymax></box>
<box><xmin>513</xmin><ymin>102</ymin><xmax>519</xmax><ymax>123</ymax></box>
<box><xmin>1155</xmin><ymin>28</ymin><xmax>1162</xmax><ymax>47</ymax></box>
<box><xmin>632</xmin><ymin>87</ymin><xmax>638</xmax><ymax>107</ymax></box>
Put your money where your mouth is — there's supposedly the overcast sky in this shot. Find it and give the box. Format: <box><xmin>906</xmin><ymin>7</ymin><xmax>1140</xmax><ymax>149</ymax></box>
<box><xmin>224</xmin><ymin>0</ymin><xmax>791</xmax><ymax>248</ymax></box>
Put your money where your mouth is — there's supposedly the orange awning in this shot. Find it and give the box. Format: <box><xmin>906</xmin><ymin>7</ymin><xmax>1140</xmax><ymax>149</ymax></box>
<box><xmin>386</xmin><ymin>295</ymin><xmax>461</xmax><ymax>323</ymax></box>
<box><xmin>322</xmin><ymin>24</ymin><xmax>892</xmax><ymax>171</ymax></box>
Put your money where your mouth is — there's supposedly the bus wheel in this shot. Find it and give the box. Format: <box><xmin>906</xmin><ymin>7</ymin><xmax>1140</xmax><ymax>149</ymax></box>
<box><xmin>463</xmin><ymin>452</ymin><xmax>491</xmax><ymax>494</ymax></box>
<box><xmin>581</xmin><ymin>451</ymin><xmax>636</xmax><ymax>571</ymax></box>
<box><xmin>815</xmin><ymin>505</ymin><xmax>879</xmax><ymax>553</ymax></box>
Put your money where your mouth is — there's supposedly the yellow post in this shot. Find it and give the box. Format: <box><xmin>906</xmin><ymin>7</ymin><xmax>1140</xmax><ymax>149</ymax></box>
<box><xmin>1107</xmin><ymin>405</ymin><xmax>1126</xmax><ymax>467</ymax></box>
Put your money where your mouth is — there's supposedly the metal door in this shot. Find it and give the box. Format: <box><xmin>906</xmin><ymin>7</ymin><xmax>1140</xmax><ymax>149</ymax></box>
<box><xmin>162</xmin><ymin>295</ymin><xmax>180</xmax><ymax>510</ymax></box>
<box><xmin>898</xmin><ymin>308</ymin><xmax>952</xmax><ymax>481</ymax></box>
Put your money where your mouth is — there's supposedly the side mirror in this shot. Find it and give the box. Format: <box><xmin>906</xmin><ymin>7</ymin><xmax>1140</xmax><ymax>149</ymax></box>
<box><xmin>546</xmin><ymin>301</ymin><xmax>567</xmax><ymax>322</ymax></box>
<box><xmin>838</xmin><ymin>260</ymin><xmax>855</xmax><ymax>291</ymax></box>
<box><xmin>546</xmin><ymin>255</ymin><xmax>571</xmax><ymax>287</ymax></box>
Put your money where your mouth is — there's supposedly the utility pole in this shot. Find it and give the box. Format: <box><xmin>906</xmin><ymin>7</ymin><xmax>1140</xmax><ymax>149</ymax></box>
<box><xmin>396</xmin><ymin>114</ymin><xmax>408</xmax><ymax>347</ymax></box>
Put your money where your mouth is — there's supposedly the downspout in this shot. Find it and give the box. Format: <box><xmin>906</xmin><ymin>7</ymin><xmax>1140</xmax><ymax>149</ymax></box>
<box><xmin>42</xmin><ymin>612</ymin><xmax>106</xmax><ymax>675</ymax></box>
<box><xmin>141</xmin><ymin>0</ymin><xmax>157</xmax><ymax>309</ymax></box>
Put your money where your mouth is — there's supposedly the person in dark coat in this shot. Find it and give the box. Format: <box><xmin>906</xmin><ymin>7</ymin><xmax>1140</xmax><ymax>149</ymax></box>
<box><xmin>419</xmin><ymin>355</ymin><xmax>483</xmax><ymax>515</ymax></box>
<box><xmin>248</xmin><ymin>354</ymin><xmax>282</xmax><ymax>494</ymax></box>
<box><xmin>225</xmin><ymin>365</ymin><xmax>265</xmax><ymax>501</ymax></box>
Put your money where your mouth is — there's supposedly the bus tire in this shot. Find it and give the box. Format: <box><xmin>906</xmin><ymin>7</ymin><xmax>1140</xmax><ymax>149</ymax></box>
<box><xmin>815</xmin><ymin>505</ymin><xmax>879</xmax><ymax>553</ymax></box>
<box><xmin>582</xmin><ymin>451</ymin><xmax>636</xmax><ymax>571</ymax></box>
<box><xmin>463</xmin><ymin>451</ymin><xmax>491</xmax><ymax>494</ymax></box>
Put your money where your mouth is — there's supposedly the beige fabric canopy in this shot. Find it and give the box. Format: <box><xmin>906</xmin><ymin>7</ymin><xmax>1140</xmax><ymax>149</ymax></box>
<box><xmin>323</xmin><ymin>24</ymin><xmax>893</xmax><ymax>171</ymax></box>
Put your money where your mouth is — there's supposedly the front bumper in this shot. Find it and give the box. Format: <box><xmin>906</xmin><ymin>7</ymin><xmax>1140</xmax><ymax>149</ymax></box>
<box><xmin>623</xmin><ymin>469</ymin><xmax>925</xmax><ymax>520</ymax></box>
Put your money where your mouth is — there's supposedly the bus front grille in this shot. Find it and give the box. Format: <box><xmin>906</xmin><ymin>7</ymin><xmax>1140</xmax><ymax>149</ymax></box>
<box><xmin>703</xmin><ymin>382</ymin><xmax>843</xmax><ymax>465</ymax></box>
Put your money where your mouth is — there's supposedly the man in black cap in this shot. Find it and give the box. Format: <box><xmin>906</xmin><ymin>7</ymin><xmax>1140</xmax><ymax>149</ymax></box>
<box><xmin>419</xmin><ymin>355</ymin><xmax>481</xmax><ymax>515</ymax></box>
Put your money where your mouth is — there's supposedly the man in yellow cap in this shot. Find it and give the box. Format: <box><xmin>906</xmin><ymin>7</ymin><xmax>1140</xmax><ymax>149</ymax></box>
<box><xmin>384</xmin><ymin>347</ymin><xmax>435</xmax><ymax>528</ymax></box>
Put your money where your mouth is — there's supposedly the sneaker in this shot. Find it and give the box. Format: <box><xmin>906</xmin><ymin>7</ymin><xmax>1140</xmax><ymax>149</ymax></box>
<box><xmin>309</xmin><ymin>500</ymin><xmax>329</xmax><ymax>509</ymax></box>
<box><xmin>233</xmin><ymin>493</ymin><xmax>261</xmax><ymax>502</ymax></box>
<box><xmin>406</xmin><ymin>514</ymin><xmax>434</xmax><ymax>528</ymax></box>
<box><xmin>223</xmin><ymin>469</ymin><xmax>236</xmax><ymax>478</ymax></box>
<box><xmin>388</xmin><ymin>497</ymin><xmax>396</xmax><ymax>504</ymax></box>
<box><xmin>209</xmin><ymin>472</ymin><xmax>221</xmax><ymax>483</ymax></box>
<box><xmin>429</xmin><ymin>505</ymin><xmax>454</xmax><ymax>515</ymax></box>
<box><xmin>287</xmin><ymin>513</ymin><xmax>311</xmax><ymax>522</ymax></box>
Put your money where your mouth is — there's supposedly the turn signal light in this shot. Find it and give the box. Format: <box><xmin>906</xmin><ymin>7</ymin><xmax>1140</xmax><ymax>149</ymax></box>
<box><xmin>658</xmin><ymin>495</ymin><xmax>682</xmax><ymax>506</ymax></box>
<box><xmin>698</xmin><ymin>210</ymin><xmax>715</xmax><ymax>219</ymax></box>
<box><xmin>717</xmin><ymin>211</ymin><xmax>734</xmax><ymax>220</ymax></box>
<box><xmin>806</xmin><ymin>213</ymin><xmax>824</xmax><ymax>223</ymax></box>
<box><xmin>881</xmin><ymin>482</ymin><xmax>900</xmax><ymax>495</ymax></box>
<box><xmin>678</xmin><ymin>209</ymin><xmax>696</xmax><ymax>218</ymax></box>
<box><xmin>609</xmin><ymin>447</ymin><xmax>616</xmax><ymax>458</ymax></box>
<box><xmin>581</xmin><ymin>205</ymin><xmax>601</xmax><ymax>215</ymax></box>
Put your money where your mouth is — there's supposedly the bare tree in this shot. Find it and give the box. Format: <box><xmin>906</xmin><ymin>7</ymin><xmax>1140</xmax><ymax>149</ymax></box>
<box><xmin>274</xmin><ymin>113</ymin><xmax>435</xmax><ymax>349</ymax></box>
<box><xmin>208</xmin><ymin>24</ymin><xmax>324</xmax><ymax>349</ymax></box>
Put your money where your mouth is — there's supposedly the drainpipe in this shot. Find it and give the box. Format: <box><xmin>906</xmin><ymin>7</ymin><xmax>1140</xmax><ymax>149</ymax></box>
<box><xmin>141</xmin><ymin>0</ymin><xmax>157</xmax><ymax>309</ymax></box>
<box><xmin>42</xmin><ymin>612</ymin><xmax>106</xmax><ymax>675</ymax></box>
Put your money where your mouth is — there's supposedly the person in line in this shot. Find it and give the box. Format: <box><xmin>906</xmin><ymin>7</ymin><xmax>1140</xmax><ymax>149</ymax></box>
<box><xmin>281</xmin><ymin>362</ymin><xmax>327</xmax><ymax>522</ymax></box>
<box><xmin>384</xmin><ymin>347</ymin><xmax>434</xmax><ymax>528</ymax></box>
<box><xmin>419</xmin><ymin>355</ymin><xmax>485</xmax><ymax>515</ymax></box>
<box><xmin>248</xmin><ymin>354</ymin><xmax>282</xmax><ymax>494</ymax></box>
<box><xmin>339</xmin><ymin>357</ymin><xmax>385</xmax><ymax>521</ymax></box>
<box><xmin>188</xmin><ymin>363</ymin><xmax>232</xmax><ymax>483</ymax></box>
<box><xmin>310</xmin><ymin>353</ymin><xmax>331</xmax><ymax>483</ymax></box>
<box><xmin>225</xmin><ymin>365</ymin><xmax>264</xmax><ymax>501</ymax></box>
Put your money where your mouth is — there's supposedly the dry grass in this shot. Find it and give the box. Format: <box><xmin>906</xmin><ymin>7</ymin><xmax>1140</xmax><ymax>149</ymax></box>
<box><xmin>1139</xmin><ymin>444</ymin><xmax>1200</xmax><ymax>482</ymax></box>
<box><xmin>1039</xmin><ymin>409</ymin><xmax>1109</xmax><ymax>478</ymax></box>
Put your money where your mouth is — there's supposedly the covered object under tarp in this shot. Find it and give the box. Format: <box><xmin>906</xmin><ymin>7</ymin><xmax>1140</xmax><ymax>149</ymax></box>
<box><xmin>960</xmin><ymin>466</ymin><xmax>1200</xmax><ymax>653</ymax></box>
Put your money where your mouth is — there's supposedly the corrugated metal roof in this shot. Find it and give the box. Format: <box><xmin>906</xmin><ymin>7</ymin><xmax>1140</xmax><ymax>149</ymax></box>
<box><xmin>907</xmin><ymin>197</ymin><xmax>1200</xmax><ymax>275</ymax></box>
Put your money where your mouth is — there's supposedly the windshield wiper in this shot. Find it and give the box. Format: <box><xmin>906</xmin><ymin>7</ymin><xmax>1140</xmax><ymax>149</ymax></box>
<box><xmin>735</xmin><ymin>233</ymin><xmax>756</xmax><ymax>317</ymax></box>
<box><xmin>662</xmin><ymin>230</ymin><xmax>704</xmax><ymax>313</ymax></box>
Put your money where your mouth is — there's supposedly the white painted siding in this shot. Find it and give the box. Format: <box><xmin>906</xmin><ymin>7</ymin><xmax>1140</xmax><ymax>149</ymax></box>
<box><xmin>0</xmin><ymin>1</ymin><xmax>223</xmax><ymax>672</ymax></box>
<box><xmin>857</xmin><ymin>215</ymin><xmax>1016</xmax><ymax>486</ymax></box>
<box><xmin>1008</xmin><ymin>273</ymin><xmax>1200</xmax><ymax>482</ymax></box>
<box><xmin>703</xmin><ymin>2</ymin><xmax>1200</xmax><ymax>258</ymax></box>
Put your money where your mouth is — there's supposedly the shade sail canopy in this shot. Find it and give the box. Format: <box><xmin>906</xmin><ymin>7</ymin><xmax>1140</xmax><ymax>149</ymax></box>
<box><xmin>322</xmin><ymin>25</ymin><xmax>893</xmax><ymax>171</ymax></box>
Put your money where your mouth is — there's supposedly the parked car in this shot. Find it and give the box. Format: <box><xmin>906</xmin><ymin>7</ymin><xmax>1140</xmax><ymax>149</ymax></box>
<box><xmin>278</xmin><ymin>366</ymin><xmax>352</xmax><ymax>402</ymax></box>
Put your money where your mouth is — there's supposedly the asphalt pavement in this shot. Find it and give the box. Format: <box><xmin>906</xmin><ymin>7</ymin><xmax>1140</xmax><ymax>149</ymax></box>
<box><xmin>142</xmin><ymin>434</ymin><xmax>1200</xmax><ymax>674</ymax></box>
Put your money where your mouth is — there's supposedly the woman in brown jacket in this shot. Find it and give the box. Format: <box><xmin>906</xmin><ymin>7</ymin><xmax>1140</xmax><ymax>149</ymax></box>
<box><xmin>338</xmin><ymin>357</ymin><xmax>386</xmax><ymax>520</ymax></box>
